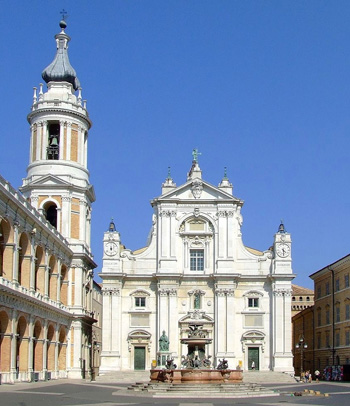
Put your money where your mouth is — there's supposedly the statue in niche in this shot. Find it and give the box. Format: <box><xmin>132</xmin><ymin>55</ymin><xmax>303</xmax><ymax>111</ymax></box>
<box><xmin>159</xmin><ymin>330</ymin><xmax>169</xmax><ymax>351</ymax></box>
<box><xmin>194</xmin><ymin>293</ymin><xmax>201</xmax><ymax>309</ymax></box>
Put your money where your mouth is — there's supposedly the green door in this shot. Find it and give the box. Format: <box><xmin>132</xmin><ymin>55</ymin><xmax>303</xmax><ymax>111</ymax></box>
<box><xmin>248</xmin><ymin>347</ymin><xmax>259</xmax><ymax>370</ymax></box>
<box><xmin>134</xmin><ymin>347</ymin><xmax>146</xmax><ymax>370</ymax></box>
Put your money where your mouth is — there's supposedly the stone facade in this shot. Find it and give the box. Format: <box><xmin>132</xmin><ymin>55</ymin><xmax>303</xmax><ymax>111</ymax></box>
<box><xmin>100</xmin><ymin>159</ymin><xmax>295</xmax><ymax>373</ymax></box>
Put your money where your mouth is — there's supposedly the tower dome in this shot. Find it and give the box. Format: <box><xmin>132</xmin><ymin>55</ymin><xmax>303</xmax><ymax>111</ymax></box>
<box><xmin>42</xmin><ymin>19</ymin><xmax>80</xmax><ymax>90</ymax></box>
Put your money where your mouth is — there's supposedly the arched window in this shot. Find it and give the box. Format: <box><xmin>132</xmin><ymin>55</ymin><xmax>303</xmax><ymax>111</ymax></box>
<box><xmin>47</xmin><ymin>122</ymin><xmax>60</xmax><ymax>160</ymax></box>
<box><xmin>44</xmin><ymin>203</ymin><xmax>57</xmax><ymax>228</ymax></box>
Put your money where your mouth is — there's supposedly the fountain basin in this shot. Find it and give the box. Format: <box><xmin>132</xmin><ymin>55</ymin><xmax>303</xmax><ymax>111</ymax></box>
<box><xmin>150</xmin><ymin>369</ymin><xmax>243</xmax><ymax>383</ymax></box>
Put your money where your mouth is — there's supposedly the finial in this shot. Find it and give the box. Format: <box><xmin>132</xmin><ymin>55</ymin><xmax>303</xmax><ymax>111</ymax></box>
<box><xmin>192</xmin><ymin>148</ymin><xmax>202</xmax><ymax>162</ymax></box>
<box><xmin>167</xmin><ymin>166</ymin><xmax>172</xmax><ymax>180</ymax></box>
<box><xmin>278</xmin><ymin>219</ymin><xmax>286</xmax><ymax>233</ymax></box>
<box><xmin>108</xmin><ymin>218</ymin><xmax>116</xmax><ymax>232</ymax></box>
<box><xmin>59</xmin><ymin>10</ymin><xmax>68</xmax><ymax>30</ymax></box>
<box><xmin>223</xmin><ymin>166</ymin><xmax>228</xmax><ymax>180</ymax></box>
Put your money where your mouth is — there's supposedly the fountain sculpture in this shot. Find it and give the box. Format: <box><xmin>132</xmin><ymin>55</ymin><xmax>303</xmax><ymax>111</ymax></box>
<box><xmin>150</xmin><ymin>324</ymin><xmax>243</xmax><ymax>383</ymax></box>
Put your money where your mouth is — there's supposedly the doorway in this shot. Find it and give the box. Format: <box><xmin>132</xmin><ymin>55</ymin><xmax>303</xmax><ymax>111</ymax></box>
<box><xmin>134</xmin><ymin>346</ymin><xmax>146</xmax><ymax>370</ymax></box>
<box><xmin>248</xmin><ymin>347</ymin><xmax>259</xmax><ymax>370</ymax></box>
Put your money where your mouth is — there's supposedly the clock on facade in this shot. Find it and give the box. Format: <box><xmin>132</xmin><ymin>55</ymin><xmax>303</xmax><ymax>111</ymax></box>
<box><xmin>276</xmin><ymin>243</ymin><xmax>290</xmax><ymax>258</ymax></box>
<box><xmin>104</xmin><ymin>241</ymin><xmax>118</xmax><ymax>256</ymax></box>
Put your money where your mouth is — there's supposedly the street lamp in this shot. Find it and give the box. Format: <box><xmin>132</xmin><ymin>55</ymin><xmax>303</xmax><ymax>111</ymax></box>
<box><xmin>295</xmin><ymin>335</ymin><xmax>308</xmax><ymax>378</ymax></box>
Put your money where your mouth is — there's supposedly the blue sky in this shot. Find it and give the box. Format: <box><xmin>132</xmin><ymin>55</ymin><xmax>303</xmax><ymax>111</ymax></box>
<box><xmin>1</xmin><ymin>1</ymin><xmax>350</xmax><ymax>288</ymax></box>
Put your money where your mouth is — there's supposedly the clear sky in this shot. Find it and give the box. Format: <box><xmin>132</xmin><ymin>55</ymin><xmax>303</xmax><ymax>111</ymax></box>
<box><xmin>1</xmin><ymin>0</ymin><xmax>350</xmax><ymax>289</ymax></box>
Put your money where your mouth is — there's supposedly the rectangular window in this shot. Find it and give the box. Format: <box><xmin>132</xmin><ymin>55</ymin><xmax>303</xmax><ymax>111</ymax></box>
<box><xmin>345</xmin><ymin>274</ymin><xmax>349</xmax><ymax>288</ymax></box>
<box><xmin>336</xmin><ymin>307</ymin><xmax>340</xmax><ymax>322</ymax></box>
<box><xmin>335</xmin><ymin>278</ymin><xmax>340</xmax><ymax>292</ymax></box>
<box><xmin>336</xmin><ymin>332</ymin><xmax>340</xmax><ymax>347</ymax></box>
<box><xmin>317</xmin><ymin>285</ymin><xmax>321</xmax><ymax>298</ymax></box>
<box><xmin>135</xmin><ymin>297</ymin><xmax>146</xmax><ymax>307</ymax></box>
<box><xmin>317</xmin><ymin>334</ymin><xmax>321</xmax><ymax>349</ymax></box>
<box><xmin>317</xmin><ymin>311</ymin><xmax>321</xmax><ymax>326</ymax></box>
<box><xmin>346</xmin><ymin>304</ymin><xmax>350</xmax><ymax>320</ymax></box>
<box><xmin>326</xmin><ymin>333</ymin><xmax>330</xmax><ymax>347</ymax></box>
<box><xmin>326</xmin><ymin>310</ymin><xmax>330</xmax><ymax>325</ymax></box>
<box><xmin>326</xmin><ymin>282</ymin><xmax>330</xmax><ymax>295</ymax></box>
<box><xmin>346</xmin><ymin>331</ymin><xmax>350</xmax><ymax>346</ymax></box>
<box><xmin>190</xmin><ymin>249</ymin><xmax>204</xmax><ymax>271</ymax></box>
<box><xmin>248</xmin><ymin>298</ymin><xmax>259</xmax><ymax>308</ymax></box>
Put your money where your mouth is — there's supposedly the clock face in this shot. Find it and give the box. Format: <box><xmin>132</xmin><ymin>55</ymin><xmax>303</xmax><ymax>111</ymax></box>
<box><xmin>104</xmin><ymin>242</ymin><xmax>118</xmax><ymax>256</ymax></box>
<box><xmin>276</xmin><ymin>243</ymin><xmax>290</xmax><ymax>258</ymax></box>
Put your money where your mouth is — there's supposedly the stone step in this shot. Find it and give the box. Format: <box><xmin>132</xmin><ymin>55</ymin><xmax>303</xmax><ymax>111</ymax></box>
<box><xmin>152</xmin><ymin>390</ymin><xmax>279</xmax><ymax>399</ymax></box>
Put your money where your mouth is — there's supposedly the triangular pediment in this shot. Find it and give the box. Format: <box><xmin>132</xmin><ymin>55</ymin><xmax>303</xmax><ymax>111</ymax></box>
<box><xmin>156</xmin><ymin>179</ymin><xmax>243</xmax><ymax>203</ymax></box>
<box><xmin>25</xmin><ymin>175</ymin><xmax>72</xmax><ymax>188</ymax></box>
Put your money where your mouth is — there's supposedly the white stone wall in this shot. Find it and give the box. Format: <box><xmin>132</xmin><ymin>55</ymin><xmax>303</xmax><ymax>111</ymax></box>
<box><xmin>100</xmin><ymin>164</ymin><xmax>294</xmax><ymax>373</ymax></box>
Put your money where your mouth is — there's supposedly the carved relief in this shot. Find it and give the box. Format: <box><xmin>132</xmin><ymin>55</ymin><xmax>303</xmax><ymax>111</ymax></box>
<box><xmin>191</xmin><ymin>180</ymin><xmax>203</xmax><ymax>199</ymax></box>
<box><xmin>160</xmin><ymin>210</ymin><xmax>177</xmax><ymax>217</ymax></box>
<box><xmin>101</xmin><ymin>287</ymin><xmax>120</xmax><ymax>296</ymax></box>
<box><xmin>158</xmin><ymin>288</ymin><xmax>177</xmax><ymax>297</ymax></box>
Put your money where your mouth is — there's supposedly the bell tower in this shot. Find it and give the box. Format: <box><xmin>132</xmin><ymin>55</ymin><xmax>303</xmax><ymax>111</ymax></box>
<box><xmin>20</xmin><ymin>19</ymin><xmax>96</xmax><ymax>379</ymax></box>
<box><xmin>20</xmin><ymin>19</ymin><xmax>95</xmax><ymax>250</ymax></box>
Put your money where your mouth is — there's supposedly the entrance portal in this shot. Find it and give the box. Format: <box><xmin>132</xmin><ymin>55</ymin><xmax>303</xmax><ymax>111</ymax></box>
<box><xmin>248</xmin><ymin>347</ymin><xmax>259</xmax><ymax>370</ymax></box>
<box><xmin>134</xmin><ymin>346</ymin><xmax>145</xmax><ymax>370</ymax></box>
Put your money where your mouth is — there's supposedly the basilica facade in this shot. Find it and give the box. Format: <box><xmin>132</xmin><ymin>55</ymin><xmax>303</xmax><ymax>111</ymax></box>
<box><xmin>100</xmin><ymin>159</ymin><xmax>295</xmax><ymax>373</ymax></box>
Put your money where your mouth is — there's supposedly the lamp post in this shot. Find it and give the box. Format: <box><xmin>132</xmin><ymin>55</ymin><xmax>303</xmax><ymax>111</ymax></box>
<box><xmin>295</xmin><ymin>335</ymin><xmax>308</xmax><ymax>378</ymax></box>
<box><xmin>89</xmin><ymin>340</ymin><xmax>100</xmax><ymax>381</ymax></box>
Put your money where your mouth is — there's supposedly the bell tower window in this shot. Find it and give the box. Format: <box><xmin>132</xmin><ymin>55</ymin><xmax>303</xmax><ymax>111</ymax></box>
<box><xmin>45</xmin><ymin>203</ymin><xmax>58</xmax><ymax>228</ymax></box>
<box><xmin>47</xmin><ymin>123</ymin><xmax>60</xmax><ymax>160</ymax></box>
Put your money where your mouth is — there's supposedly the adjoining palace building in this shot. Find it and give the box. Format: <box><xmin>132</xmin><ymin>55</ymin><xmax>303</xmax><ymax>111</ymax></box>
<box><xmin>310</xmin><ymin>254</ymin><xmax>350</xmax><ymax>370</ymax></box>
<box><xmin>100</xmin><ymin>157</ymin><xmax>296</xmax><ymax>373</ymax></box>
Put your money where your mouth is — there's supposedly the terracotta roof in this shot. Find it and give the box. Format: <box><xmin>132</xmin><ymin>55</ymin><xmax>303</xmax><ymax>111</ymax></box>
<box><xmin>292</xmin><ymin>284</ymin><xmax>314</xmax><ymax>295</ymax></box>
<box><xmin>245</xmin><ymin>246</ymin><xmax>264</xmax><ymax>256</ymax></box>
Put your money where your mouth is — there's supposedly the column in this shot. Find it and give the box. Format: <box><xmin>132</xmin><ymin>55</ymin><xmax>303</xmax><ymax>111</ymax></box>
<box><xmin>70</xmin><ymin>320</ymin><xmax>83</xmax><ymax>379</ymax></box>
<box><xmin>61</xmin><ymin>196</ymin><xmax>71</xmax><ymax>239</ymax></box>
<box><xmin>56</xmin><ymin>259</ymin><xmax>62</xmax><ymax>304</ymax></box>
<box><xmin>27</xmin><ymin>316</ymin><xmax>35</xmax><ymax>381</ymax></box>
<box><xmin>10</xmin><ymin>309</ymin><xmax>17</xmax><ymax>382</ymax></box>
<box><xmin>42</xmin><ymin>320</ymin><xmax>48</xmax><ymax>379</ymax></box>
<box><xmin>168</xmin><ymin>289</ymin><xmax>178</xmax><ymax>359</ymax></box>
<box><xmin>59</xmin><ymin>120</ymin><xmax>65</xmax><ymax>159</ymax></box>
<box><xmin>41</xmin><ymin>121</ymin><xmax>48</xmax><ymax>160</ymax></box>
<box><xmin>29</xmin><ymin>234</ymin><xmax>36</xmax><ymax>293</ymax></box>
<box><xmin>12</xmin><ymin>222</ymin><xmax>20</xmax><ymax>284</ymax></box>
<box><xmin>44</xmin><ymin>252</ymin><xmax>49</xmax><ymax>299</ymax></box>
<box><xmin>79</xmin><ymin>199</ymin><xmax>86</xmax><ymax>243</ymax></box>
<box><xmin>226</xmin><ymin>289</ymin><xmax>235</xmax><ymax>355</ymax></box>
<box><xmin>158</xmin><ymin>289</ymin><xmax>169</xmax><ymax>344</ymax></box>
<box><xmin>100</xmin><ymin>287</ymin><xmax>121</xmax><ymax>371</ymax></box>
<box><xmin>54</xmin><ymin>327</ymin><xmax>59</xmax><ymax>378</ymax></box>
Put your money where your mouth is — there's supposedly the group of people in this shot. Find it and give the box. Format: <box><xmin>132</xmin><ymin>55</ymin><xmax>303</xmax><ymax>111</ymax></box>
<box><xmin>301</xmin><ymin>369</ymin><xmax>320</xmax><ymax>383</ymax></box>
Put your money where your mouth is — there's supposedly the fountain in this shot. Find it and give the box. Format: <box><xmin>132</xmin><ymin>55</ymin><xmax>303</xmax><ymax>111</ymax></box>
<box><xmin>150</xmin><ymin>325</ymin><xmax>243</xmax><ymax>384</ymax></box>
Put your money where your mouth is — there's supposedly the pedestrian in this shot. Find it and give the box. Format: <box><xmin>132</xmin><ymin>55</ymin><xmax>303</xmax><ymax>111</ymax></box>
<box><xmin>304</xmin><ymin>370</ymin><xmax>309</xmax><ymax>383</ymax></box>
<box><xmin>308</xmin><ymin>372</ymin><xmax>312</xmax><ymax>383</ymax></box>
<box><xmin>314</xmin><ymin>369</ymin><xmax>320</xmax><ymax>382</ymax></box>
<box><xmin>251</xmin><ymin>361</ymin><xmax>255</xmax><ymax>370</ymax></box>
